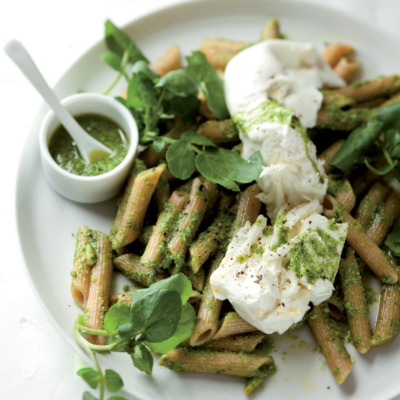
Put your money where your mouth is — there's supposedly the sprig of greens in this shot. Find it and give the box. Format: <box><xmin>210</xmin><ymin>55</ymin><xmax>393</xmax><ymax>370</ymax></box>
<box><xmin>75</xmin><ymin>274</ymin><xmax>196</xmax><ymax>400</ymax></box>
<box><xmin>101</xmin><ymin>21</ymin><xmax>261</xmax><ymax>191</ymax></box>
<box><xmin>330</xmin><ymin>103</ymin><xmax>400</xmax><ymax>179</ymax></box>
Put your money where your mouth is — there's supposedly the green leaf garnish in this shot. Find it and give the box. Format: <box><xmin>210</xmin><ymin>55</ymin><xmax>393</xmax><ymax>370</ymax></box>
<box><xmin>104</xmin><ymin>369</ymin><xmax>124</xmax><ymax>393</ymax></box>
<box><xmin>131</xmin><ymin>343</ymin><xmax>154</xmax><ymax>375</ymax></box>
<box><xmin>166</xmin><ymin>140</ymin><xmax>196</xmax><ymax>180</ymax></box>
<box><xmin>186</xmin><ymin>51</ymin><xmax>229</xmax><ymax>120</ymax></box>
<box><xmin>196</xmin><ymin>149</ymin><xmax>262</xmax><ymax>191</ymax></box>
<box><xmin>104</xmin><ymin>303</ymin><xmax>130</xmax><ymax>333</ymax></box>
<box><xmin>77</xmin><ymin>367</ymin><xmax>101</xmax><ymax>389</ymax></box>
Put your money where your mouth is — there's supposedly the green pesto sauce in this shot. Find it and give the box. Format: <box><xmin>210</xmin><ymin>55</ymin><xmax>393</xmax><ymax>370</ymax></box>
<box><xmin>288</xmin><ymin>224</ymin><xmax>344</xmax><ymax>284</ymax></box>
<box><xmin>233</xmin><ymin>99</ymin><xmax>323</xmax><ymax>181</ymax></box>
<box><xmin>49</xmin><ymin>113</ymin><xmax>128</xmax><ymax>176</ymax></box>
<box><xmin>270</xmin><ymin>213</ymin><xmax>289</xmax><ymax>251</ymax></box>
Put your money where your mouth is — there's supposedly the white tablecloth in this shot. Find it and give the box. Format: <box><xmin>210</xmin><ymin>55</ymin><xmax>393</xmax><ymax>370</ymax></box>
<box><xmin>1</xmin><ymin>0</ymin><xmax>400</xmax><ymax>399</ymax></box>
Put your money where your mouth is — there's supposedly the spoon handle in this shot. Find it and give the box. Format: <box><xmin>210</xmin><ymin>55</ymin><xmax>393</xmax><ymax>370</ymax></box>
<box><xmin>4</xmin><ymin>39</ymin><xmax>113</xmax><ymax>163</ymax></box>
<box><xmin>4</xmin><ymin>40</ymin><xmax>83</xmax><ymax>130</ymax></box>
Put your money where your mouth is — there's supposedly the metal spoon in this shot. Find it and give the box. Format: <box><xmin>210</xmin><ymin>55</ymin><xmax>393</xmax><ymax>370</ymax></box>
<box><xmin>4</xmin><ymin>39</ymin><xmax>112</xmax><ymax>163</ymax></box>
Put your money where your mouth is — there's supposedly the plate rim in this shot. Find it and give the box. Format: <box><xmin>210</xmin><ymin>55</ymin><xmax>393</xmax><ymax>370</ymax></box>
<box><xmin>14</xmin><ymin>1</ymin><xmax>400</xmax><ymax>399</ymax></box>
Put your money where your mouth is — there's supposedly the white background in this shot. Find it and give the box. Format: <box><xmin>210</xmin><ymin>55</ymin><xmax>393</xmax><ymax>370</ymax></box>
<box><xmin>1</xmin><ymin>0</ymin><xmax>400</xmax><ymax>399</ymax></box>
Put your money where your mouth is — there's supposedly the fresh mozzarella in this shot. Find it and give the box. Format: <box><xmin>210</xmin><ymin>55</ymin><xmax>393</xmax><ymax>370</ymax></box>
<box><xmin>210</xmin><ymin>202</ymin><xmax>347</xmax><ymax>334</ymax></box>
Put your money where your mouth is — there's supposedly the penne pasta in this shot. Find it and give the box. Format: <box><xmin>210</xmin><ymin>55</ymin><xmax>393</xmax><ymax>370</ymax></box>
<box><xmin>323</xmin><ymin>194</ymin><xmax>398</xmax><ymax>284</ymax></box>
<box><xmin>196</xmin><ymin>119</ymin><xmax>239</xmax><ymax>144</ymax></box>
<box><xmin>168</xmin><ymin>177</ymin><xmax>218</xmax><ymax>270</ymax></box>
<box><xmin>71</xmin><ymin>225</ymin><xmax>97</xmax><ymax>309</ymax></box>
<box><xmin>141</xmin><ymin>186</ymin><xmax>190</xmax><ymax>271</ymax></box>
<box><xmin>260</xmin><ymin>17</ymin><xmax>282</xmax><ymax>40</ymax></box>
<box><xmin>307</xmin><ymin>304</ymin><xmax>353</xmax><ymax>384</ymax></box>
<box><xmin>84</xmin><ymin>231</ymin><xmax>113</xmax><ymax>345</ymax></box>
<box><xmin>322</xmin><ymin>43</ymin><xmax>354</xmax><ymax>68</ymax></box>
<box><xmin>190</xmin><ymin>253</ymin><xmax>224</xmax><ymax>346</ymax></box>
<box><xmin>151</xmin><ymin>44</ymin><xmax>182</xmax><ymax>76</ymax></box>
<box><xmin>112</xmin><ymin>164</ymin><xmax>166</xmax><ymax>249</ymax></box>
<box><xmin>213</xmin><ymin>311</ymin><xmax>259</xmax><ymax>340</ymax></box>
<box><xmin>339</xmin><ymin>248</ymin><xmax>372</xmax><ymax>354</ymax></box>
<box><xmin>113</xmin><ymin>253</ymin><xmax>164</xmax><ymax>287</ymax></box>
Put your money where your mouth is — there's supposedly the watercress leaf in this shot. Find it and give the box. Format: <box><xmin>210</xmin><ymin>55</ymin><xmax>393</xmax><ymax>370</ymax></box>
<box><xmin>102</xmin><ymin>52</ymin><xmax>123</xmax><ymax>71</ymax></box>
<box><xmin>156</xmin><ymin>70</ymin><xmax>198</xmax><ymax>97</ymax></box>
<box><xmin>77</xmin><ymin>367</ymin><xmax>101</xmax><ymax>389</ymax></box>
<box><xmin>385</xmin><ymin>225</ymin><xmax>400</xmax><ymax>257</ymax></box>
<box><xmin>104</xmin><ymin>303</ymin><xmax>131</xmax><ymax>332</ymax></box>
<box><xmin>117</xmin><ymin>322</ymin><xmax>137</xmax><ymax>339</ymax></box>
<box><xmin>384</xmin><ymin>129</ymin><xmax>400</xmax><ymax>159</ymax></box>
<box><xmin>108</xmin><ymin>396</ymin><xmax>129</xmax><ymax>400</ymax></box>
<box><xmin>145</xmin><ymin>302</ymin><xmax>196</xmax><ymax>353</ymax></box>
<box><xmin>82</xmin><ymin>391</ymin><xmax>98</xmax><ymax>400</ymax></box>
<box><xmin>181</xmin><ymin>131</ymin><xmax>216</xmax><ymax>147</ymax></box>
<box><xmin>104</xmin><ymin>369</ymin><xmax>124</xmax><ymax>393</ymax></box>
<box><xmin>105</xmin><ymin>20</ymin><xmax>149</xmax><ymax>64</ymax></box>
<box><xmin>132</xmin><ymin>60</ymin><xmax>160</xmax><ymax>81</ymax></box>
<box><xmin>152</xmin><ymin>137</ymin><xmax>166</xmax><ymax>152</ymax></box>
<box><xmin>330</xmin><ymin>120</ymin><xmax>384</xmax><ymax>171</ymax></box>
<box><xmin>376</xmin><ymin>102</ymin><xmax>400</xmax><ymax>130</ymax></box>
<box><xmin>127</xmin><ymin>71</ymin><xmax>158</xmax><ymax>111</ymax></box>
<box><xmin>186</xmin><ymin>51</ymin><xmax>229</xmax><ymax>120</ymax></box>
<box><xmin>162</xmin><ymin>92</ymin><xmax>200</xmax><ymax>121</ymax></box>
<box><xmin>196</xmin><ymin>148</ymin><xmax>262</xmax><ymax>191</ymax></box>
<box><xmin>131</xmin><ymin>289</ymin><xmax>182</xmax><ymax>342</ymax></box>
<box><xmin>131</xmin><ymin>273</ymin><xmax>193</xmax><ymax>305</ymax></box>
<box><xmin>131</xmin><ymin>343</ymin><xmax>154</xmax><ymax>375</ymax></box>
<box><xmin>166</xmin><ymin>140</ymin><xmax>196</xmax><ymax>180</ymax></box>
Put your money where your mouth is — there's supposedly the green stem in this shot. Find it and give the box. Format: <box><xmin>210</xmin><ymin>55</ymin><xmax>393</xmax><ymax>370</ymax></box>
<box><xmin>103</xmin><ymin>49</ymin><xmax>130</xmax><ymax>95</ymax></box>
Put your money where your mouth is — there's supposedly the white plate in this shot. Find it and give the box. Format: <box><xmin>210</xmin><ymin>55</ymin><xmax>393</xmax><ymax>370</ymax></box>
<box><xmin>16</xmin><ymin>0</ymin><xmax>400</xmax><ymax>399</ymax></box>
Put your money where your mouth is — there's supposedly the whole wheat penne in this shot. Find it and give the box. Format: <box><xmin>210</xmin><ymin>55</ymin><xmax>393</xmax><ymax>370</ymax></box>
<box><xmin>199</xmin><ymin>38</ymin><xmax>249</xmax><ymax>70</ymax></box>
<box><xmin>316</xmin><ymin>106</ymin><xmax>370</xmax><ymax>131</ymax></box>
<box><xmin>159</xmin><ymin>347</ymin><xmax>274</xmax><ymax>378</ymax></box>
<box><xmin>367</xmin><ymin>189</ymin><xmax>400</xmax><ymax>246</ymax></box>
<box><xmin>327</xmin><ymin>176</ymin><xmax>356</xmax><ymax>212</ymax></box>
<box><xmin>168</xmin><ymin>177</ymin><xmax>218</xmax><ymax>270</ymax></box>
<box><xmin>112</xmin><ymin>164</ymin><xmax>166</xmax><ymax>249</ymax></box>
<box><xmin>71</xmin><ymin>225</ymin><xmax>97</xmax><ymax>308</ymax></box>
<box><xmin>213</xmin><ymin>311</ymin><xmax>259</xmax><ymax>340</ymax></box>
<box><xmin>329</xmin><ymin>75</ymin><xmax>400</xmax><ymax>104</ymax></box>
<box><xmin>244</xmin><ymin>363</ymin><xmax>276</xmax><ymax>395</ymax></box>
<box><xmin>196</xmin><ymin>119</ymin><xmax>239</xmax><ymax>144</ymax></box>
<box><xmin>334</xmin><ymin>57</ymin><xmax>361</xmax><ymax>84</ymax></box>
<box><xmin>307</xmin><ymin>304</ymin><xmax>353</xmax><ymax>384</ymax></box>
<box><xmin>84</xmin><ymin>231</ymin><xmax>113</xmax><ymax>345</ymax></box>
<box><xmin>151</xmin><ymin>44</ymin><xmax>181</xmax><ymax>76</ymax></box>
<box><xmin>372</xmin><ymin>284</ymin><xmax>400</xmax><ymax>346</ymax></box>
<box><xmin>190</xmin><ymin>253</ymin><xmax>224</xmax><ymax>346</ymax></box>
<box><xmin>260</xmin><ymin>17</ymin><xmax>282</xmax><ymax>40</ymax></box>
<box><xmin>354</xmin><ymin>182</ymin><xmax>389</xmax><ymax>229</ymax></box>
<box><xmin>206</xmin><ymin>332</ymin><xmax>265</xmax><ymax>353</ymax></box>
<box><xmin>110</xmin><ymin>293</ymin><xmax>132</xmax><ymax>306</ymax></box>
<box><xmin>326</xmin><ymin>294</ymin><xmax>346</xmax><ymax>321</ymax></box>
<box><xmin>154</xmin><ymin>172</ymin><xmax>171</xmax><ymax>214</ymax></box>
<box><xmin>141</xmin><ymin>186</ymin><xmax>190</xmax><ymax>271</ymax></box>
<box><xmin>323</xmin><ymin>194</ymin><xmax>398</xmax><ymax>284</ymax></box>
<box><xmin>114</xmin><ymin>253</ymin><xmax>164</xmax><ymax>287</ymax></box>
<box><xmin>322</xmin><ymin>43</ymin><xmax>354</xmax><ymax>68</ymax></box>
<box><xmin>232</xmin><ymin>183</ymin><xmax>262</xmax><ymax>235</ymax></box>
<box><xmin>339</xmin><ymin>248</ymin><xmax>372</xmax><ymax>354</ymax></box>
<box><xmin>351</xmin><ymin>165</ymin><xmax>382</xmax><ymax>197</ymax></box>
<box><xmin>189</xmin><ymin>208</ymin><xmax>234</xmax><ymax>273</ymax></box>
<box><xmin>322</xmin><ymin>91</ymin><xmax>356</xmax><ymax>108</ymax></box>
<box><xmin>318</xmin><ymin>139</ymin><xmax>345</xmax><ymax>174</ymax></box>
<box><xmin>110</xmin><ymin>289</ymin><xmax>201</xmax><ymax>306</ymax></box>
<box><xmin>109</xmin><ymin>159</ymin><xmax>147</xmax><ymax>245</ymax></box>
<box><xmin>182</xmin><ymin>266</ymin><xmax>205</xmax><ymax>292</ymax></box>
